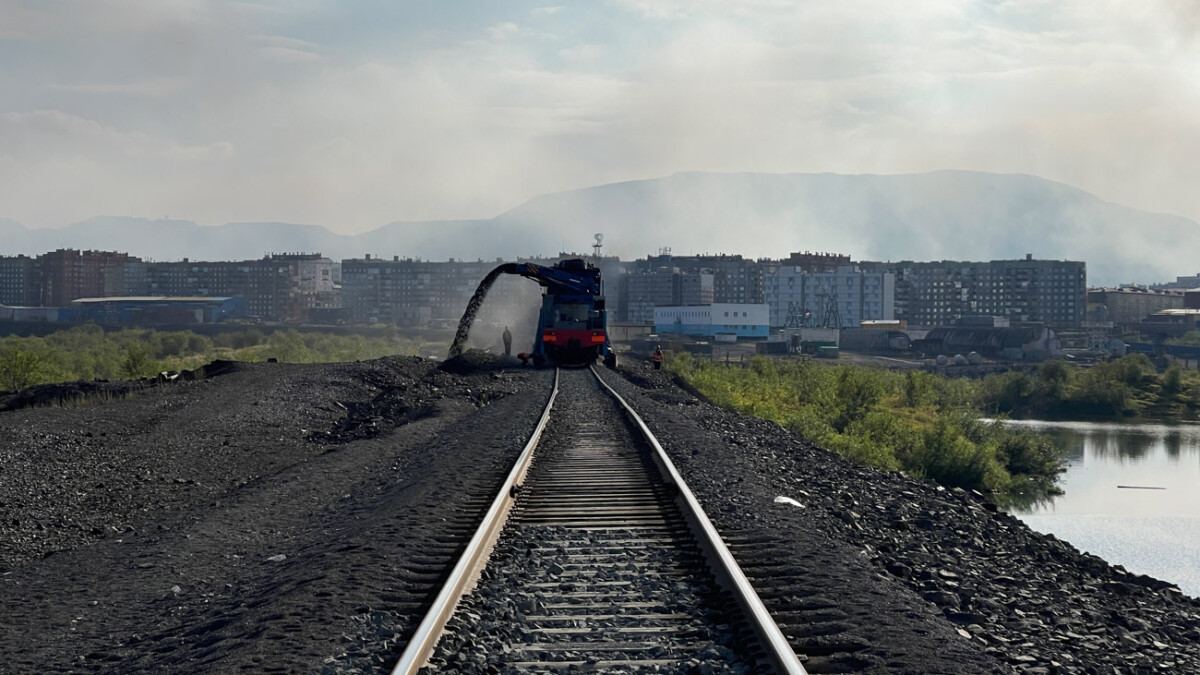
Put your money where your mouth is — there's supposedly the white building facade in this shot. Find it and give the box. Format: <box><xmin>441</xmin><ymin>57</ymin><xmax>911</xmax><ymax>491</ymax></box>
<box><xmin>654</xmin><ymin>303</ymin><xmax>770</xmax><ymax>339</ymax></box>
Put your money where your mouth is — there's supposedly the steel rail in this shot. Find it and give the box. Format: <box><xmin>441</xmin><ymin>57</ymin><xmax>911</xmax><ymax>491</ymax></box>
<box><xmin>390</xmin><ymin>368</ymin><xmax>560</xmax><ymax>675</ymax></box>
<box><xmin>590</xmin><ymin>365</ymin><xmax>808</xmax><ymax>675</ymax></box>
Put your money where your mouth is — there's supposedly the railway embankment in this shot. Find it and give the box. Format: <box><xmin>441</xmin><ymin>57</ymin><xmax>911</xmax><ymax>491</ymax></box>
<box><xmin>0</xmin><ymin>353</ymin><xmax>1196</xmax><ymax>673</ymax></box>
<box><xmin>602</xmin><ymin>361</ymin><xmax>1200</xmax><ymax>674</ymax></box>
<box><xmin>0</xmin><ymin>354</ymin><xmax>552</xmax><ymax>673</ymax></box>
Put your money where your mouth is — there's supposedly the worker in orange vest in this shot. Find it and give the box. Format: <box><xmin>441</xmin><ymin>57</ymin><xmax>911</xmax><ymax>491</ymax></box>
<box><xmin>651</xmin><ymin>346</ymin><xmax>664</xmax><ymax>370</ymax></box>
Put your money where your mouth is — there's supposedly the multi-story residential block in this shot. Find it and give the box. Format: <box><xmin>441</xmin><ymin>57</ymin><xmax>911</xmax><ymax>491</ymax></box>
<box><xmin>38</xmin><ymin>249</ymin><xmax>138</xmax><ymax>306</ymax></box>
<box><xmin>622</xmin><ymin>267</ymin><xmax>714</xmax><ymax>323</ymax></box>
<box><xmin>341</xmin><ymin>256</ymin><xmax>545</xmax><ymax>328</ymax></box>
<box><xmin>341</xmin><ymin>256</ymin><xmax>433</xmax><ymax>326</ymax></box>
<box><xmin>764</xmin><ymin>265</ymin><xmax>895</xmax><ymax>328</ymax></box>
<box><xmin>639</xmin><ymin>254</ymin><xmax>763</xmax><ymax>304</ymax></box>
<box><xmin>141</xmin><ymin>253</ymin><xmax>329</xmax><ymax>322</ymax></box>
<box><xmin>0</xmin><ymin>255</ymin><xmax>41</xmax><ymax>306</ymax></box>
<box><xmin>859</xmin><ymin>255</ymin><xmax>1086</xmax><ymax>328</ymax></box>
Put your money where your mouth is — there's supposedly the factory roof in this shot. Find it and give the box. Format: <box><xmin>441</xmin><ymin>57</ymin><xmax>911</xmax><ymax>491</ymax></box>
<box><xmin>71</xmin><ymin>296</ymin><xmax>235</xmax><ymax>304</ymax></box>
<box><xmin>1088</xmin><ymin>286</ymin><xmax>1184</xmax><ymax>295</ymax></box>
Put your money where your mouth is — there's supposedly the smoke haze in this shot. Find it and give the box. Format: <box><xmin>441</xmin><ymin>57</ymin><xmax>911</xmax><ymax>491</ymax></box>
<box><xmin>2</xmin><ymin>0</ymin><xmax>1198</xmax><ymax>260</ymax></box>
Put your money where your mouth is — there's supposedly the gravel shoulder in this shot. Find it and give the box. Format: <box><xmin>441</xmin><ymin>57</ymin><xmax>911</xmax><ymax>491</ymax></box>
<box><xmin>0</xmin><ymin>355</ymin><xmax>552</xmax><ymax>673</ymax></box>
<box><xmin>598</xmin><ymin>361</ymin><xmax>1200</xmax><ymax>674</ymax></box>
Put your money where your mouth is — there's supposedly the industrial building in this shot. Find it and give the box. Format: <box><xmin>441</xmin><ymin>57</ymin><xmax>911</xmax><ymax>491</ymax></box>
<box><xmin>71</xmin><ymin>296</ymin><xmax>244</xmax><ymax>325</ymax></box>
<box><xmin>0</xmin><ymin>305</ymin><xmax>77</xmax><ymax>323</ymax></box>
<box><xmin>859</xmin><ymin>255</ymin><xmax>1086</xmax><ymax>328</ymax></box>
<box><xmin>654</xmin><ymin>304</ymin><xmax>770</xmax><ymax>340</ymax></box>
<box><xmin>1087</xmin><ymin>287</ymin><xmax>1184</xmax><ymax>325</ymax></box>
<box><xmin>915</xmin><ymin>324</ymin><xmax>1062</xmax><ymax>361</ymax></box>
<box><xmin>764</xmin><ymin>265</ymin><xmax>895</xmax><ymax>328</ymax></box>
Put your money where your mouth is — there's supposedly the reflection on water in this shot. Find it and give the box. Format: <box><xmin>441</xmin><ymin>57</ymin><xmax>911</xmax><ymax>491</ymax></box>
<box><xmin>1000</xmin><ymin>419</ymin><xmax>1200</xmax><ymax>597</ymax></box>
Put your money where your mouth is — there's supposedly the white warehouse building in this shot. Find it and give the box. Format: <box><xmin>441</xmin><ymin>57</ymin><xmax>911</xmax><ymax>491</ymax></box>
<box><xmin>654</xmin><ymin>303</ymin><xmax>770</xmax><ymax>339</ymax></box>
<box><xmin>765</xmin><ymin>265</ymin><xmax>895</xmax><ymax>328</ymax></box>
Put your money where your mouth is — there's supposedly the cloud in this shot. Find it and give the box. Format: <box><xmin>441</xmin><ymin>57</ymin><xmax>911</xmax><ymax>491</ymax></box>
<box><xmin>0</xmin><ymin>0</ymin><xmax>1197</xmax><ymax>256</ymax></box>
<box><xmin>0</xmin><ymin>110</ymin><xmax>233</xmax><ymax>160</ymax></box>
<box><xmin>488</xmin><ymin>21</ymin><xmax>521</xmax><ymax>40</ymax></box>
<box><xmin>0</xmin><ymin>110</ymin><xmax>235</xmax><ymax>225</ymax></box>
<box><xmin>259</xmin><ymin>45</ymin><xmax>323</xmax><ymax>63</ymax></box>
<box><xmin>44</xmin><ymin>78</ymin><xmax>187</xmax><ymax>97</ymax></box>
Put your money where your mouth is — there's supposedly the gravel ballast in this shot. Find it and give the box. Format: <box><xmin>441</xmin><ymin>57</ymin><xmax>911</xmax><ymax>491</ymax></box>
<box><xmin>598</xmin><ymin>362</ymin><xmax>1200</xmax><ymax>674</ymax></box>
<box><xmin>425</xmin><ymin>369</ymin><xmax>755</xmax><ymax>673</ymax></box>
<box><xmin>0</xmin><ymin>354</ymin><xmax>552</xmax><ymax>673</ymax></box>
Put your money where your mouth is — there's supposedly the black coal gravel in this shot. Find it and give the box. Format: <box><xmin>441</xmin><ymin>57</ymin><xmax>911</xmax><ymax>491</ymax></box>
<box><xmin>597</xmin><ymin>361</ymin><xmax>1200</xmax><ymax>674</ymax></box>
<box><xmin>0</xmin><ymin>356</ymin><xmax>552</xmax><ymax>673</ymax></box>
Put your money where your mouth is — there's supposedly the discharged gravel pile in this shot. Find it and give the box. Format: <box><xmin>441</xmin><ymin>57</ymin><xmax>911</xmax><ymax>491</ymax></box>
<box><xmin>598</xmin><ymin>362</ymin><xmax>1200</xmax><ymax>674</ymax></box>
<box><xmin>0</xmin><ymin>353</ymin><xmax>552</xmax><ymax>673</ymax></box>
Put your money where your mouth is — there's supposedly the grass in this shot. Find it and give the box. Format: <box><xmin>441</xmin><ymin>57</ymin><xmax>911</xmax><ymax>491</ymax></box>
<box><xmin>0</xmin><ymin>325</ymin><xmax>441</xmax><ymax>392</ymax></box>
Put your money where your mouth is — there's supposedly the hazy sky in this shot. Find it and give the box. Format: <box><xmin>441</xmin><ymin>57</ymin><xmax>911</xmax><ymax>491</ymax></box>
<box><xmin>2</xmin><ymin>0</ymin><xmax>1198</xmax><ymax>231</ymax></box>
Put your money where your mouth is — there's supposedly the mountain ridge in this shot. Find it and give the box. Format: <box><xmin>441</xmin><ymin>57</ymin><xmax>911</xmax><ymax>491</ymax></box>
<box><xmin>1</xmin><ymin>170</ymin><xmax>1192</xmax><ymax>285</ymax></box>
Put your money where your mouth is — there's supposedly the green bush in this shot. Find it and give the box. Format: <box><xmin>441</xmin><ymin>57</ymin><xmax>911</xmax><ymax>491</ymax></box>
<box><xmin>0</xmin><ymin>347</ymin><xmax>47</xmax><ymax>392</ymax></box>
<box><xmin>668</xmin><ymin>355</ymin><xmax>1063</xmax><ymax>497</ymax></box>
<box><xmin>976</xmin><ymin>354</ymin><xmax>1196</xmax><ymax>419</ymax></box>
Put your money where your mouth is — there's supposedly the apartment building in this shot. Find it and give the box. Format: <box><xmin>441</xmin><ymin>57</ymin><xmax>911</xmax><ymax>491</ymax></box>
<box><xmin>0</xmin><ymin>255</ymin><xmax>41</xmax><ymax>306</ymax></box>
<box><xmin>765</xmin><ymin>265</ymin><xmax>895</xmax><ymax>328</ymax></box>
<box><xmin>859</xmin><ymin>255</ymin><xmax>1086</xmax><ymax>328</ymax></box>
<box><xmin>38</xmin><ymin>249</ymin><xmax>138</xmax><ymax>306</ymax></box>
<box><xmin>639</xmin><ymin>254</ymin><xmax>763</xmax><ymax>304</ymax></box>
<box><xmin>622</xmin><ymin>267</ymin><xmax>714</xmax><ymax>323</ymax></box>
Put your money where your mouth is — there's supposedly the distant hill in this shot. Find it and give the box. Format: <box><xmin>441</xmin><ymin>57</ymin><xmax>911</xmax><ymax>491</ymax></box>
<box><xmin>2</xmin><ymin>171</ymin><xmax>1194</xmax><ymax>285</ymax></box>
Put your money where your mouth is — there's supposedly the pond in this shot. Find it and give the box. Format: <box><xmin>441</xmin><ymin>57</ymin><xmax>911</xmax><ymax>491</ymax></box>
<box><xmin>1003</xmin><ymin>419</ymin><xmax>1200</xmax><ymax>597</ymax></box>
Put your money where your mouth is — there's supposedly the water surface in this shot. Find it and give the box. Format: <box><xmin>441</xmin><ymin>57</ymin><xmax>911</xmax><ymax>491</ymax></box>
<box><xmin>1003</xmin><ymin>419</ymin><xmax>1200</xmax><ymax>597</ymax></box>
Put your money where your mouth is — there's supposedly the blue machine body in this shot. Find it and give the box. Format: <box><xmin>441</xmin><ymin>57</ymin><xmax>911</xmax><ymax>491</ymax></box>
<box><xmin>508</xmin><ymin>258</ymin><xmax>614</xmax><ymax>367</ymax></box>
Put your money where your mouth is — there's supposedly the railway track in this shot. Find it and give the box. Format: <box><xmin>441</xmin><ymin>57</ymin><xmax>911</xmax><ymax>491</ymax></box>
<box><xmin>391</xmin><ymin>367</ymin><xmax>806</xmax><ymax>674</ymax></box>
